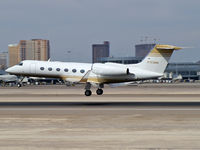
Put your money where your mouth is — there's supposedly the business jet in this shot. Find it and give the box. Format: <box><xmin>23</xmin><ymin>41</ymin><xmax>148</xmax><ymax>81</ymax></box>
<box><xmin>6</xmin><ymin>44</ymin><xmax>182</xmax><ymax>96</ymax></box>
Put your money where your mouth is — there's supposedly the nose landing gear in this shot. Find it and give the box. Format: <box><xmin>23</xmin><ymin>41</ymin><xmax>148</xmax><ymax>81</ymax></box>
<box><xmin>17</xmin><ymin>76</ymin><xmax>25</xmax><ymax>88</ymax></box>
<box><xmin>17</xmin><ymin>83</ymin><xmax>22</xmax><ymax>88</ymax></box>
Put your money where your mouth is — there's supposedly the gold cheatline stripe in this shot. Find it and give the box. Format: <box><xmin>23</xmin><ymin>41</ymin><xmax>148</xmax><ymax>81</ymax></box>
<box><xmin>61</xmin><ymin>75</ymin><xmax>128</xmax><ymax>83</ymax></box>
<box><xmin>15</xmin><ymin>73</ymin><xmax>129</xmax><ymax>84</ymax></box>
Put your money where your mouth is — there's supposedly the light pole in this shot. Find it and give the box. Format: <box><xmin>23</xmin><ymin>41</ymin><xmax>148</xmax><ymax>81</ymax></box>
<box><xmin>66</xmin><ymin>50</ymin><xmax>71</xmax><ymax>62</ymax></box>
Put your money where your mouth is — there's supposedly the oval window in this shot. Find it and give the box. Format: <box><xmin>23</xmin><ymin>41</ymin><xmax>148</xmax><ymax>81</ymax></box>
<box><xmin>72</xmin><ymin>69</ymin><xmax>77</xmax><ymax>73</ymax></box>
<box><xmin>80</xmin><ymin>69</ymin><xmax>85</xmax><ymax>73</ymax></box>
<box><xmin>40</xmin><ymin>67</ymin><xmax>44</xmax><ymax>71</ymax></box>
<box><xmin>56</xmin><ymin>68</ymin><xmax>60</xmax><ymax>72</ymax></box>
<box><xmin>48</xmin><ymin>67</ymin><xmax>52</xmax><ymax>71</ymax></box>
<box><xmin>64</xmin><ymin>68</ymin><xmax>68</xmax><ymax>72</ymax></box>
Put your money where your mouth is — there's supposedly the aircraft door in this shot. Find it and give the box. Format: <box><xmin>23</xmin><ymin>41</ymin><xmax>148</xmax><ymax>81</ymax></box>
<box><xmin>30</xmin><ymin>64</ymin><xmax>36</xmax><ymax>74</ymax></box>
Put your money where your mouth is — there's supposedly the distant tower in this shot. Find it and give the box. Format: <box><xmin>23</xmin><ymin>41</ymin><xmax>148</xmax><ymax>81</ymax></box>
<box><xmin>92</xmin><ymin>41</ymin><xmax>110</xmax><ymax>63</ymax></box>
<box><xmin>135</xmin><ymin>43</ymin><xmax>156</xmax><ymax>58</ymax></box>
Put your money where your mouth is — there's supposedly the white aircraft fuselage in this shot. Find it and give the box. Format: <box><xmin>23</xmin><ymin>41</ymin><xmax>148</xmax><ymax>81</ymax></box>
<box><xmin>5</xmin><ymin>61</ymin><xmax>161</xmax><ymax>83</ymax></box>
<box><xmin>6</xmin><ymin>44</ymin><xmax>182</xmax><ymax>96</ymax></box>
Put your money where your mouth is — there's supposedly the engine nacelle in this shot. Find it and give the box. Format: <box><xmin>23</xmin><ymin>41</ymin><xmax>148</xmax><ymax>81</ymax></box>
<box><xmin>92</xmin><ymin>63</ymin><xmax>129</xmax><ymax>76</ymax></box>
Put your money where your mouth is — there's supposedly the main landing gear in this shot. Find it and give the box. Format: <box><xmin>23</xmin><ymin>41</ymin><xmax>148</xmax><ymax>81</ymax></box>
<box><xmin>96</xmin><ymin>88</ymin><xmax>103</xmax><ymax>95</ymax></box>
<box><xmin>85</xmin><ymin>90</ymin><xmax>92</xmax><ymax>96</ymax></box>
<box><xmin>84</xmin><ymin>82</ymin><xmax>92</xmax><ymax>96</ymax></box>
<box><xmin>84</xmin><ymin>82</ymin><xmax>104</xmax><ymax>96</ymax></box>
<box><xmin>84</xmin><ymin>89</ymin><xmax>103</xmax><ymax>96</ymax></box>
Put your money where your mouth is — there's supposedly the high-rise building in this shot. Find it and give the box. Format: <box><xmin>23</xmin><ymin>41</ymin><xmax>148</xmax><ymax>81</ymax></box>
<box><xmin>8</xmin><ymin>39</ymin><xmax>50</xmax><ymax>67</ymax></box>
<box><xmin>8</xmin><ymin>44</ymin><xmax>20</xmax><ymax>67</ymax></box>
<box><xmin>0</xmin><ymin>52</ymin><xmax>7</xmax><ymax>69</ymax></box>
<box><xmin>92</xmin><ymin>41</ymin><xmax>110</xmax><ymax>63</ymax></box>
<box><xmin>135</xmin><ymin>43</ymin><xmax>156</xmax><ymax>58</ymax></box>
<box><xmin>20</xmin><ymin>39</ymin><xmax>50</xmax><ymax>61</ymax></box>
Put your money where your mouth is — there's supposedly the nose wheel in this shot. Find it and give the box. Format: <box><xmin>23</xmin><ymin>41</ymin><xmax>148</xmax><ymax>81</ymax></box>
<box><xmin>17</xmin><ymin>83</ymin><xmax>22</xmax><ymax>88</ymax></box>
<box><xmin>96</xmin><ymin>89</ymin><xmax>103</xmax><ymax>95</ymax></box>
<box><xmin>85</xmin><ymin>90</ymin><xmax>92</xmax><ymax>96</ymax></box>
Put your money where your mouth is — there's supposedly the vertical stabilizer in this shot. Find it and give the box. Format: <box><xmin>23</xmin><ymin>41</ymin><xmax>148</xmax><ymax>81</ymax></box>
<box><xmin>134</xmin><ymin>45</ymin><xmax>182</xmax><ymax>74</ymax></box>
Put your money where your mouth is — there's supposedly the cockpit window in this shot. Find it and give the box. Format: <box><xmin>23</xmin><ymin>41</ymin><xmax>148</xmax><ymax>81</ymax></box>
<box><xmin>18</xmin><ymin>62</ymin><xmax>23</xmax><ymax>66</ymax></box>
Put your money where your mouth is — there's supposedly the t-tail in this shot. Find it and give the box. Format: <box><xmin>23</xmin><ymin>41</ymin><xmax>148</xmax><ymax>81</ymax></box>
<box><xmin>134</xmin><ymin>44</ymin><xmax>182</xmax><ymax>74</ymax></box>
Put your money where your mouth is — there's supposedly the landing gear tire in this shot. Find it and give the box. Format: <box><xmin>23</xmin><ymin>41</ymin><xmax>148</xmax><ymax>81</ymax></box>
<box><xmin>85</xmin><ymin>90</ymin><xmax>92</xmax><ymax>96</ymax></box>
<box><xmin>96</xmin><ymin>89</ymin><xmax>103</xmax><ymax>95</ymax></box>
<box><xmin>17</xmin><ymin>83</ymin><xmax>22</xmax><ymax>88</ymax></box>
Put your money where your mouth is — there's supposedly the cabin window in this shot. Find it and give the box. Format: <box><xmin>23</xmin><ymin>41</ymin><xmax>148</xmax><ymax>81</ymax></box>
<box><xmin>80</xmin><ymin>69</ymin><xmax>85</xmax><ymax>73</ymax></box>
<box><xmin>72</xmin><ymin>69</ymin><xmax>77</xmax><ymax>73</ymax></box>
<box><xmin>56</xmin><ymin>68</ymin><xmax>60</xmax><ymax>72</ymax></box>
<box><xmin>48</xmin><ymin>67</ymin><xmax>52</xmax><ymax>71</ymax></box>
<box><xmin>64</xmin><ymin>68</ymin><xmax>68</xmax><ymax>72</ymax></box>
<box><xmin>40</xmin><ymin>67</ymin><xmax>44</xmax><ymax>71</ymax></box>
<box><xmin>18</xmin><ymin>62</ymin><xmax>23</xmax><ymax>66</ymax></box>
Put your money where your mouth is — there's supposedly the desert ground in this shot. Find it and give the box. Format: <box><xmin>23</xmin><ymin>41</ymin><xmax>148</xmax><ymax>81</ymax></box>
<box><xmin>0</xmin><ymin>83</ymin><xmax>200</xmax><ymax>149</ymax></box>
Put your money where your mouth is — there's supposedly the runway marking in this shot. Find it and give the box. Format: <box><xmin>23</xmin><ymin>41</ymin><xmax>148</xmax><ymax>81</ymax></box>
<box><xmin>1</xmin><ymin>108</ymin><xmax>200</xmax><ymax>111</ymax></box>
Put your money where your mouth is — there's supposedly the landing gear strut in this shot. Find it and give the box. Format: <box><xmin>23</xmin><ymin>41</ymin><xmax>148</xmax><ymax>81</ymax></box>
<box><xmin>85</xmin><ymin>82</ymin><xmax>92</xmax><ymax>96</ymax></box>
<box><xmin>96</xmin><ymin>89</ymin><xmax>103</xmax><ymax>95</ymax></box>
<box><xmin>17</xmin><ymin>76</ymin><xmax>25</xmax><ymax>88</ymax></box>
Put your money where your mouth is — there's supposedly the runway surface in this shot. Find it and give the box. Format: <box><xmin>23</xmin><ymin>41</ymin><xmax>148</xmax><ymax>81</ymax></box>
<box><xmin>0</xmin><ymin>84</ymin><xmax>200</xmax><ymax>149</ymax></box>
<box><xmin>1</xmin><ymin>102</ymin><xmax>200</xmax><ymax>149</ymax></box>
<box><xmin>1</xmin><ymin>83</ymin><xmax>200</xmax><ymax>102</ymax></box>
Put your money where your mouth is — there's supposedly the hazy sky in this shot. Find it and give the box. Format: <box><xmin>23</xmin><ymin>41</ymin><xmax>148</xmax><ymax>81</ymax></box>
<box><xmin>0</xmin><ymin>0</ymin><xmax>200</xmax><ymax>63</ymax></box>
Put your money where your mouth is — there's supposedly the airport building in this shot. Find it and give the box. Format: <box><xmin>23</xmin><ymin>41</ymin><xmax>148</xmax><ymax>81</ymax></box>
<box><xmin>8</xmin><ymin>39</ymin><xmax>50</xmax><ymax>67</ymax></box>
<box><xmin>166</xmin><ymin>62</ymin><xmax>200</xmax><ymax>80</ymax></box>
<box><xmin>92</xmin><ymin>41</ymin><xmax>109</xmax><ymax>63</ymax></box>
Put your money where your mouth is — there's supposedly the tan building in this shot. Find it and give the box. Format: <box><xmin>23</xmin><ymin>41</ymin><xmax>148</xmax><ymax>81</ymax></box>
<box><xmin>8</xmin><ymin>39</ymin><xmax>50</xmax><ymax>67</ymax></box>
<box><xmin>8</xmin><ymin>44</ymin><xmax>20</xmax><ymax>67</ymax></box>
<box><xmin>0</xmin><ymin>52</ymin><xmax>7</xmax><ymax>69</ymax></box>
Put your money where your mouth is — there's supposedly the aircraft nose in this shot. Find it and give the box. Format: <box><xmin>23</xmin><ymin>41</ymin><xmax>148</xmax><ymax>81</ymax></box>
<box><xmin>5</xmin><ymin>67</ymin><xmax>14</xmax><ymax>73</ymax></box>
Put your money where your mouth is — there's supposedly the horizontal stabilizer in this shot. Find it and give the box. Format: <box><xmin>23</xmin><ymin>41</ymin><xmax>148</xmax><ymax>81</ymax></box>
<box><xmin>156</xmin><ymin>45</ymin><xmax>182</xmax><ymax>50</ymax></box>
